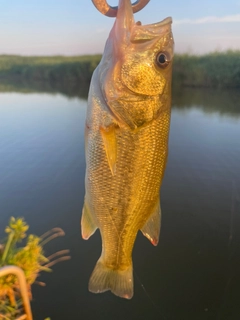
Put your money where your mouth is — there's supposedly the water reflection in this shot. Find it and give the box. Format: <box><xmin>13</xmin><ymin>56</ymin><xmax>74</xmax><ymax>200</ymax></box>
<box><xmin>0</xmin><ymin>88</ymin><xmax>239</xmax><ymax>320</ymax></box>
<box><xmin>1</xmin><ymin>80</ymin><xmax>240</xmax><ymax>117</ymax></box>
<box><xmin>0</xmin><ymin>79</ymin><xmax>89</xmax><ymax>99</ymax></box>
<box><xmin>172</xmin><ymin>86</ymin><xmax>240</xmax><ymax>117</ymax></box>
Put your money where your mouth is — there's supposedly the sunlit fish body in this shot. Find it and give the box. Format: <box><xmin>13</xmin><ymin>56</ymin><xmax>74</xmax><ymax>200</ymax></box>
<box><xmin>81</xmin><ymin>0</ymin><xmax>174</xmax><ymax>299</ymax></box>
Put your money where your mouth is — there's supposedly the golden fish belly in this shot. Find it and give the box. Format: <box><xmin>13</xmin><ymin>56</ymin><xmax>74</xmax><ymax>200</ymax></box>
<box><xmin>85</xmin><ymin>109</ymin><xmax>170</xmax><ymax>271</ymax></box>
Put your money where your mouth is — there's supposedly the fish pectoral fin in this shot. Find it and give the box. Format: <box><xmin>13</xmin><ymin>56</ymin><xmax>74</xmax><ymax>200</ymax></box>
<box><xmin>81</xmin><ymin>200</ymin><xmax>98</xmax><ymax>240</ymax></box>
<box><xmin>141</xmin><ymin>199</ymin><xmax>161</xmax><ymax>246</ymax></box>
<box><xmin>100</xmin><ymin>125</ymin><xmax>117</xmax><ymax>176</ymax></box>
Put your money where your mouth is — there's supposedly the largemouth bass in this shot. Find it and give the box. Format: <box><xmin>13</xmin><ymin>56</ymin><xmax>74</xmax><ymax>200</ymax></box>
<box><xmin>81</xmin><ymin>0</ymin><xmax>174</xmax><ymax>299</ymax></box>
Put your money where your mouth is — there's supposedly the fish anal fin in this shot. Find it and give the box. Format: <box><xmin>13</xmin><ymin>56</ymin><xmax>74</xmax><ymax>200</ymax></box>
<box><xmin>81</xmin><ymin>200</ymin><xmax>97</xmax><ymax>240</ymax></box>
<box><xmin>89</xmin><ymin>259</ymin><xmax>133</xmax><ymax>299</ymax></box>
<box><xmin>141</xmin><ymin>199</ymin><xmax>161</xmax><ymax>246</ymax></box>
<box><xmin>100</xmin><ymin>125</ymin><xmax>117</xmax><ymax>176</ymax></box>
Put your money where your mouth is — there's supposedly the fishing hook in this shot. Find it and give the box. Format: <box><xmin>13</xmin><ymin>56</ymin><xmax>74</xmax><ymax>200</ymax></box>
<box><xmin>92</xmin><ymin>0</ymin><xmax>150</xmax><ymax>17</ymax></box>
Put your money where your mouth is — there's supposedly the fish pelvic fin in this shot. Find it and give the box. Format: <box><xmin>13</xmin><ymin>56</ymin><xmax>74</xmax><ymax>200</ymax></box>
<box><xmin>81</xmin><ymin>200</ymin><xmax>98</xmax><ymax>240</ymax></box>
<box><xmin>100</xmin><ymin>125</ymin><xmax>117</xmax><ymax>176</ymax></box>
<box><xmin>141</xmin><ymin>198</ymin><xmax>161</xmax><ymax>246</ymax></box>
<box><xmin>89</xmin><ymin>259</ymin><xmax>133</xmax><ymax>299</ymax></box>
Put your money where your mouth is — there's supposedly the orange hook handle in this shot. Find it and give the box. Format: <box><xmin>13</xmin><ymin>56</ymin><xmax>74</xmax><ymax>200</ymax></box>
<box><xmin>92</xmin><ymin>0</ymin><xmax>150</xmax><ymax>17</ymax></box>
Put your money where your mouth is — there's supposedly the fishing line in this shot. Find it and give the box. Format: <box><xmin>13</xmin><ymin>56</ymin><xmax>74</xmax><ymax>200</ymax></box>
<box><xmin>216</xmin><ymin>180</ymin><xmax>239</xmax><ymax>319</ymax></box>
<box><xmin>133</xmin><ymin>268</ymin><xmax>169</xmax><ymax>320</ymax></box>
<box><xmin>109</xmin><ymin>212</ymin><xmax>169</xmax><ymax>319</ymax></box>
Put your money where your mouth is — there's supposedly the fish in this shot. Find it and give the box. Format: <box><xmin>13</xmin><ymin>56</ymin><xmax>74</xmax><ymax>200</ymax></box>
<box><xmin>81</xmin><ymin>0</ymin><xmax>174</xmax><ymax>299</ymax></box>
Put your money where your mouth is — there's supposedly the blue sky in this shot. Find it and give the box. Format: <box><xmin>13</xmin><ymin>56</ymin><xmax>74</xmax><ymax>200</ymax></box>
<box><xmin>0</xmin><ymin>0</ymin><xmax>240</xmax><ymax>56</ymax></box>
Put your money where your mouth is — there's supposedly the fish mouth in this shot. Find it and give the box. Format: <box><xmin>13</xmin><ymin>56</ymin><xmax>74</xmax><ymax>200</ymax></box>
<box><xmin>137</xmin><ymin>16</ymin><xmax>172</xmax><ymax>28</ymax></box>
<box><xmin>154</xmin><ymin>16</ymin><xmax>172</xmax><ymax>26</ymax></box>
<box><xmin>131</xmin><ymin>16</ymin><xmax>172</xmax><ymax>42</ymax></box>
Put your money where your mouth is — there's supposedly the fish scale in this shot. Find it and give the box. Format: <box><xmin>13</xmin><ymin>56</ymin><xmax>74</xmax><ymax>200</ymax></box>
<box><xmin>81</xmin><ymin>0</ymin><xmax>173</xmax><ymax>299</ymax></box>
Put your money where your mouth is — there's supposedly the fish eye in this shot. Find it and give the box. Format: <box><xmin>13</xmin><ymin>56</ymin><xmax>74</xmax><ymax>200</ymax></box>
<box><xmin>156</xmin><ymin>52</ymin><xmax>171</xmax><ymax>68</ymax></box>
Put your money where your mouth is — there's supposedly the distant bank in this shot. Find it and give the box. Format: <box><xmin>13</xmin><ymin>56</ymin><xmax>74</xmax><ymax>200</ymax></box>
<box><xmin>0</xmin><ymin>51</ymin><xmax>239</xmax><ymax>93</ymax></box>
<box><xmin>174</xmin><ymin>51</ymin><xmax>240</xmax><ymax>88</ymax></box>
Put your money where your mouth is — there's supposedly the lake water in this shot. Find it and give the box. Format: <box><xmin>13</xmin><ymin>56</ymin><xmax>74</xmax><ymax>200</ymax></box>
<box><xmin>0</xmin><ymin>88</ymin><xmax>239</xmax><ymax>320</ymax></box>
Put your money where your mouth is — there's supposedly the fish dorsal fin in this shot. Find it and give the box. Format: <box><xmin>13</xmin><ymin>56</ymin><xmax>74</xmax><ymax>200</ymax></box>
<box><xmin>141</xmin><ymin>199</ymin><xmax>161</xmax><ymax>246</ymax></box>
<box><xmin>81</xmin><ymin>200</ymin><xmax>98</xmax><ymax>240</ymax></box>
<box><xmin>100</xmin><ymin>125</ymin><xmax>117</xmax><ymax>176</ymax></box>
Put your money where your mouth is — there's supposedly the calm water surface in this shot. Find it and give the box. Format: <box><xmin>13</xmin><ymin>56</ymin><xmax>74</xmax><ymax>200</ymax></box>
<box><xmin>0</xmin><ymin>89</ymin><xmax>239</xmax><ymax>320</ymax></box>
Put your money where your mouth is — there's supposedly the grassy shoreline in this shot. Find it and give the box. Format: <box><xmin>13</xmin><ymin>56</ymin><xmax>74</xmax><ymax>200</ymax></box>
<box><xmin>173</xmin><ymin>51</ymin><xmax>240</xmax><ymax>88</ymax></box>
<box><xmin>0</xmin><ymin>55</ymin><xmax>101</xmax><ymax>88</ymax></box>
<box><xmin>0</xmin><ymin>51</ymin><xmax>239</xmax><ymax>90</ymax></box>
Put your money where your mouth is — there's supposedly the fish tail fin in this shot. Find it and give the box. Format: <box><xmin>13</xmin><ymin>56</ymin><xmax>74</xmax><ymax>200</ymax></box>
<box><xmin>89</xmin><ymin>259</ymin><xmax>133</xmax><ymax>299</ymax></box>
